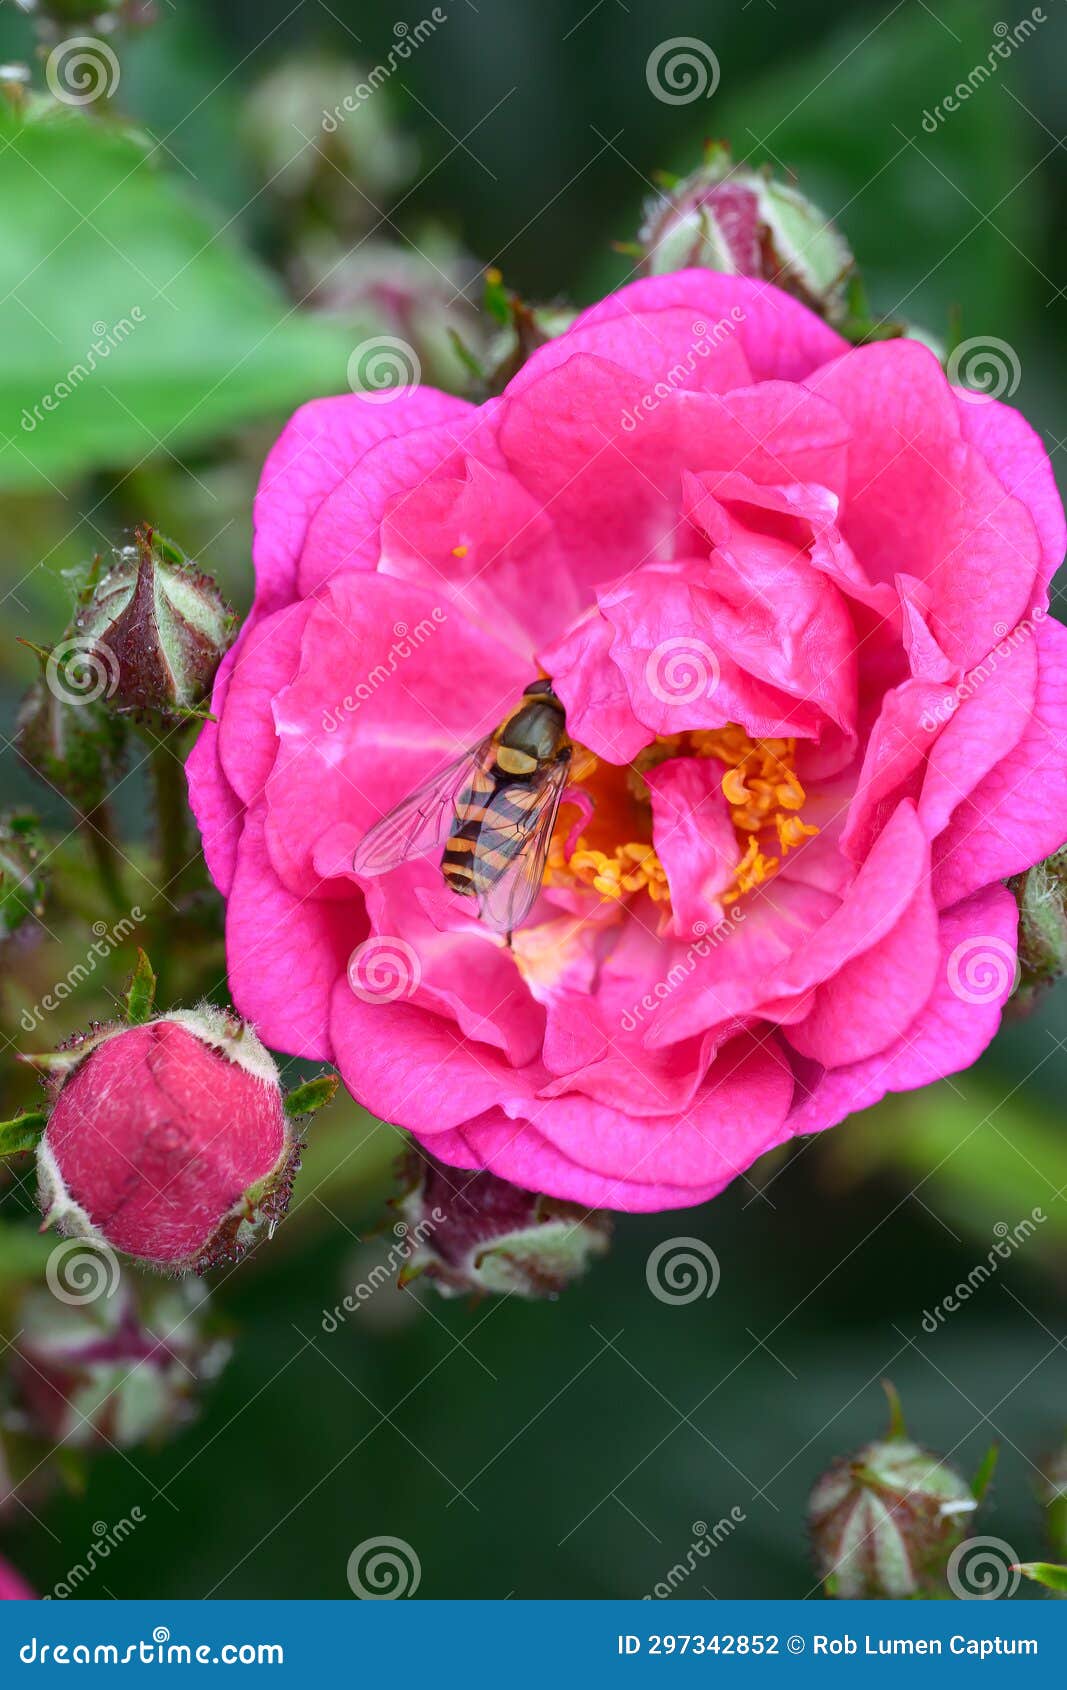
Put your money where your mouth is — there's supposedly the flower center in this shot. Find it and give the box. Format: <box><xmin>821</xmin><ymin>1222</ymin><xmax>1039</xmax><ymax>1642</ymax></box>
<box><xmin>546</xmin><ymin>726</ymin><xmax>818</xmax><ymax>911</ymax></box>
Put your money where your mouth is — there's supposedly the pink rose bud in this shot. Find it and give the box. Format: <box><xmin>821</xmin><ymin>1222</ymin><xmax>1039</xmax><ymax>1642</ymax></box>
<box><xmin>35</xmin><ymin>1007</ymin><xmax>298</xmax><ymax>1273</ymax></box>
<box><xmin>396</xmin><ymin>1151</ymin><xmax>612</xmax><ymax>1299</ymax></box>
<box><xmin>808</xmin><ymin>1386</ymin><xmax>980</xmax><ymax>1598</ymax></box>
<box><xmin>9</xmin><ymin>1278</ymin><xmax>228</xmax><ymax>1451</ymax></box>
<box><xmin>72</xmin><ymin>527</ymin><xmax>234</xmax><ymax>721</ymax></box>
<box><xmin>639</xmin><ymin>142</ymin><xmax>853</xmax><ymax>324</ymax></box>
<box><xmin>0</xmin><ymin>1555</ymin><xmax>34</xmax><ymax>1600</ymax></box>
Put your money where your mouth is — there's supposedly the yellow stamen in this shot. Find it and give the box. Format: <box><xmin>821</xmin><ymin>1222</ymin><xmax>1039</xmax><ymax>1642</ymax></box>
<box><xmin>546</xmin><ymin>724</ymin><xmax>818</xmax><ymax>912</ymax></box>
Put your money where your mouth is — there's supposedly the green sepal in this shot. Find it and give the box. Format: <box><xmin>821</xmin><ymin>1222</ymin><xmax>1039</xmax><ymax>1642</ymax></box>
<box><xmin>483</xmin><ymin>267</ymin><xmax>512</xmax><ymax>325</ymax></box>
<box><xmin>883</xmin><ymin>1379</ymin><xmax>908</xmax><ymax>1441</ymax></box>
<box><xmin>284</xmin><ymin>1073</ymin><xmax>340</xmax><ymax>1120</ymax></box>
<box><xmin>55</xmin><ymin>1447</ymin><xmax>89</xmax><ymax>1498</ymax></box>
<box><xmin>0</xmin><ymin>1110</ymin><xmax>46</xmax><ymax>1158</ymax></box>
<box><xmin>446</xmin><ymin>327</ymin><xmax>485</xmax><ymax>384</ymax></box>
<box><xmin>1014</xmin><ymin>1562</ymin><xmax>1067</xmax><ymax>1593</ymax></box>
<box><xmin>123</xmin><ymin>948</ymin><xmax>157</xmax><ymax>1025</ymax></box>
<box><xmin>971</xmin><ymin>1441</ymin><xmax>999</xmax><ymax>1503</ymax></box>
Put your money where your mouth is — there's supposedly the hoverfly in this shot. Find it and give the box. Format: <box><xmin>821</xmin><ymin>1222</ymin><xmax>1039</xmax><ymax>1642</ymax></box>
<box><xmin>351</xmin><ymin>679</ymin><xmax>572</xmax><ymax>941</ymax></box>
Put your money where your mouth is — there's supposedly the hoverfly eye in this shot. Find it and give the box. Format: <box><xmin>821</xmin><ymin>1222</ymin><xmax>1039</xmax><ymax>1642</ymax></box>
<box><xmin>522</xmin><ymin>678</ymin><xmax>554</xmax><ymax>698</ymax></box>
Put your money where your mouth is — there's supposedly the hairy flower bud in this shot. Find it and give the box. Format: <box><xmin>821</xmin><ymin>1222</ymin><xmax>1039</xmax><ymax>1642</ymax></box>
<box><xmin>395</xmin><ymin>1151</ymin><xmax>612</xmax><ymax>1299</ymax></box>
<box><xmin>0</xmin><ymin>1555</ymin><xmax>33</xmax><ymax>1600</ymax></box>
<box><xmin>9</xmin><ymin>1277</ymin><xmax>228</xmax><ymax>1451</ymax></box>
<box><xmin>71</xmin><ymin>528</ymin><xmax>234</xmax><ymax>720</ymax></box>
<box><xmin>808</xmin><ymin>1388</ymin><xmax>978</xmax><ymax>1598</ymax></box>
<box><xmin>0</xmin><ymin>813</ymin><xmax>45</xmax><ymax>941</ymax></box>
<box><xmin>639</xmin><ymin>144</ymin><xmax>853</xmax><ymax>324</ymax></box>
<box><xmin>1010</xmin><ymin>849</ymin><xmax>1067</xmax><ymax>1013</ymax></box>
<box><xmin>34</xmin><ymin>1008</ymin><xmax>298</xmax><ymax>1273</ymax></box>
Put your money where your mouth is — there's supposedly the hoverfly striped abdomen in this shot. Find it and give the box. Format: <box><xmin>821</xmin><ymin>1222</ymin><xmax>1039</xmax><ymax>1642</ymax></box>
<box><xmin>353</xmin><ymin>677</ymin><xmax>572</xmax><ymax>939</ymax></box>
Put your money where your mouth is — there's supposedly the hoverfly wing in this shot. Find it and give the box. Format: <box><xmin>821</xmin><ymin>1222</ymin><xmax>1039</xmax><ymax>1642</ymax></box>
<box><xmin>352</xmin><ymin>740</ymin><xmax>493</xmax><ymax>877</ymax></box>
<box><xmin>475</xmin><ymin>759</ymin><xmax>570</xmax><ymax>936</ymax></box>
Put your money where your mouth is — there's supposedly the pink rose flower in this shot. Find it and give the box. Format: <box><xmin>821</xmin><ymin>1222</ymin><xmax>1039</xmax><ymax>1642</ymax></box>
<box><xmin>187</xmin><ymin>272</ymin><xmax>1067</xmax><ymax>1212</ymax></box>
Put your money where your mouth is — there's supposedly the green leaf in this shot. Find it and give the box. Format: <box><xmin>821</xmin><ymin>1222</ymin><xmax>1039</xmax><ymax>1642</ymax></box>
<box><xmin>1014</xmin><ymin>1562</ymin><xmax>1067</xmax><ymax>1594</ymax></box>
<box><xmin>123</xmin><ymin>948</ymin><xmax>157</xmax><ymax>1025</ymax></box>
<box><xmin>0</xmin><ymin>106</ymin><xmax>353</xmax><ymax>490</ymax></box>
<box><xmin>0</xmin><ymin>1111</ymin><xmax>46</xmax><ymax>1159</ymax></box>
<box><xmin>971</xmin><ymin>1442</ymin><xmax>1000</xmax><ymax>1504</ymax></box>
<box><xmin>284</xmin><ymin>1074</ymin><xmax>340</xmax><ymax>1121</ymax></box>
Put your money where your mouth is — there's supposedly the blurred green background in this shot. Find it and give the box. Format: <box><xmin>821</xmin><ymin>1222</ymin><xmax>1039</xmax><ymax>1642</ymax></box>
<box><xmin>0</xmin><ymin>0</ymin><xmax>1065</xmax><ymax>1599</ymax></box>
